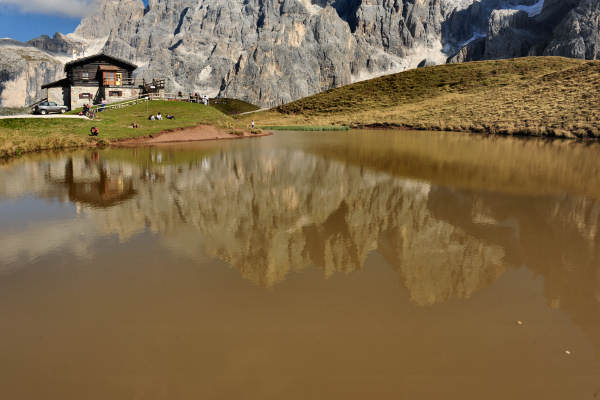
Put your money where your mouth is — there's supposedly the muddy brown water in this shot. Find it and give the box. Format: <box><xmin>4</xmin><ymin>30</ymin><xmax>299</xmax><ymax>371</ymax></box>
<box><xmin>1</xmin><ymin>130</ymin><xmax>599</xmax><ymax>399</ymax></box>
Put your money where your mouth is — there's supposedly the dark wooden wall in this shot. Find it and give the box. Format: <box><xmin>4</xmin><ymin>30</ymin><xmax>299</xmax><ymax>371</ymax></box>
<box><xmin>67</xmin><ymin>58</ymin><xmax>135</xmax><ymax>87</ymax></box>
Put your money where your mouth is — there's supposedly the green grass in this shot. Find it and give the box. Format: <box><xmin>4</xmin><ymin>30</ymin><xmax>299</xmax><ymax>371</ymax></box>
<box><xmin>247</xmin><ymin>57</ymin><xmax>600</xmax><ymax>138</ymax></box>
<box><xmin>67</xmin><ymin>98</ymin><xmax>145</xmax><ymax>115</ymax></box>
<box><xmin>209</xmin><ymin>98</ymin><xmax>260</xmax><ymax>115</ymax></box>
<box><xmin>261</xmin><ymin>125</ymin><xmax>349</xmax><ymax>131</ymax></box>
<box><xmin>0</xmin><ymin>101</ymin><xmax>239</xmax><ymax>158</ymax></box>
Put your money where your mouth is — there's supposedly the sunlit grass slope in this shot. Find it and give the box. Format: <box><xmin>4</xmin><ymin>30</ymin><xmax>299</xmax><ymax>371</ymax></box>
<box><xmin>0</xmin><ymin>101</ymin><xmax>238</xmax><ymax>158</ymax></box>
<box><xmin>252</xmin><ymin>57</ymin><xmax>600</xmax><ymax>138</ymax></box>
<box><xmin>209</xmin><ymin>98</ymin><xmax>260</xmax><ymax>115</ymax></box>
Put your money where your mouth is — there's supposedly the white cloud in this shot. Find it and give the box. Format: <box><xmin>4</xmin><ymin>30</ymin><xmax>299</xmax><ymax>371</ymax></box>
<box><xmin>0</xmin><ymin>0</ymin><xmax>96</xmax><ymax>18</ymax></box>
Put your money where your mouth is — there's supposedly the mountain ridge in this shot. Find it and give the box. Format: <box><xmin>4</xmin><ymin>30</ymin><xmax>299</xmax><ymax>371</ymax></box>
<box><xmin>1</xmin><ymin>0</ymin><xmax>599</xmax><ymax>108</ymax></box>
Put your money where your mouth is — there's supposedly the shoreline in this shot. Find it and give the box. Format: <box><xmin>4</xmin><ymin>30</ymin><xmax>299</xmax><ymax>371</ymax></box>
<box><xmin>351</xmin><ymin>122</ymin><xmax>587</xmax><ymax>139</ymax></box>
<box><xmin>113</xmin><ymin>124</ymin><xmax>271</xmax><ymax>146</ymax></box>
<box><xmin>0</xmin><ymin>124</ymin><xmax>271</xmax><ymax>160</ymax></box>
<box><xmin>258</xmin><ymin>122</ymin><xmax>595</xmax><ymax>140</ymax></box>
<box><xmin>2</xmin><ymin>123</ymin><xmax>597</xmax><ymax>160</ymax></box>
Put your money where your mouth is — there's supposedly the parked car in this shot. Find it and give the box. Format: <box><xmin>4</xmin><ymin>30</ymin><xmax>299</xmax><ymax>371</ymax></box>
<box><xmin>33</xmin><ymin>101</ymin><xmax>68</xmax><ymax>115</ymax></box>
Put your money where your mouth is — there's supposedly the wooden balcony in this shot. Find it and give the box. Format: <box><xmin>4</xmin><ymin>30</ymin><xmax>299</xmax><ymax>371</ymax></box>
<box><xmin>102</xmin><ymin>78</ymin><xmax>166</xmax><ymax>90</ymax></box>
<box><xmin>102</xmin><ymin>78</ymin><xmax>137</xmax><ymax>88</ymax></box>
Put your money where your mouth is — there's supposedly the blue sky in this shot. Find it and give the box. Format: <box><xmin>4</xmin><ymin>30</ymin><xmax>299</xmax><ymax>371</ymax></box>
<box><xmin>0</xmin><ymin>12</ymin><xmax>81</xmax><ymax>41</ymax></box>
<box><xmin>0</xmin><ymin>0</ymin><xmax>148</xmax><ymax>42</ymax></box>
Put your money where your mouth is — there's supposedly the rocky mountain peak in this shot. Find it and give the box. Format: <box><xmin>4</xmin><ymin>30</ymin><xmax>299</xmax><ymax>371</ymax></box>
<box><xmin>2</xmin><ymin>0</ymin><xmax>600</xmax><ymax>108</ymax></box>
<box><xmin>73</xmin><ymin>0</ymin><xmax>145</xmax><ymax>40</ymax></box>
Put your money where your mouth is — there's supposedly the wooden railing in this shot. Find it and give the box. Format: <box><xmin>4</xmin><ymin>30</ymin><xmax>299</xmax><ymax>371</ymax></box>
<box><xmin>89</xmin><ymin>96</ymin><xmax>149</xmax><ymax>113</ymax></box>
<box><xmin>103</xmin><ymin>78</ymin><xmax>135</xmax><ymax>87</ymax></box>
<box><xmin>143</xmin><ymin>79</ymin><xmax>165</xmax><ymax>91</ymax></box>
<box><xmin>28</xmin><ymin>97</ymin><xmax>48</xmax><ymax>108</ymax></box>
<box><xmin>85</xmin><ymin>89</ymin><xmax>210</xmax><ymax>116</ymax></box>
<box><xmin>102</xmin><ymin>78</ymin><xmax>166</xmax><ymax>89</ymax></box>
<box><xmin>149</xmin><ymin>92</ymin><xmax>209</xmax><ymax>103</ymax></box>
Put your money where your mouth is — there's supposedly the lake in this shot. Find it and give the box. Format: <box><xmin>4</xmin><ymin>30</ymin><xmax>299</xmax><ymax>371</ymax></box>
<box><xmin>1</xmin><ymin>130</ymin><xmax>599</xmax><ymax>399</ymax></box>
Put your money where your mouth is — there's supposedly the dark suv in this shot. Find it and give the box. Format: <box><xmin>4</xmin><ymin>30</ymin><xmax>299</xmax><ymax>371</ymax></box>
<box><xmin>33</xmin><ymin>101</ymin><xmax>68</xmax><ymax>115</ymax></box>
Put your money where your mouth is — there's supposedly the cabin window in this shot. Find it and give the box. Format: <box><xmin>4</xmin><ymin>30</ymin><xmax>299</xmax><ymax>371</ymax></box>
<box><xmin>116</xmin><ymin>73</ymin><xmax>122</xmax><ymax>86</ymax></box>
<box><xmin>103</xmin><ymin>72</ymin><xmax>116</xmax><ymax>86</ymax></box>
<box><xmin>81</xmin><ymin>72</ymin><xmax>89</xmax><ymax>80</ymax></box>
<box><xmin>79</xmin><ymin>93</ymin><xmax>92</xmax><ymax>99</ymax></box>
<box><xmin>109</xmin><ymin>90</ymin><xmax>122</xmax><ymax>97</ymax></box>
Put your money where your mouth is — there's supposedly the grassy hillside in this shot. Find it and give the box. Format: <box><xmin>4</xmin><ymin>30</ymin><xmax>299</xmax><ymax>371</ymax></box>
<box><xmin>0</xmin><ymin>101</ymin><xmax>239</xmax><ymax>158</ymax></box>
<box><xmin>250</xmin><ymin>57</ymin><xmax>600</xmax><ymax>138</ymax></box>
<box><xmin>209</xmin><ymin>98</ymin><xmax>260</xmax><ymax>115</ymax></box>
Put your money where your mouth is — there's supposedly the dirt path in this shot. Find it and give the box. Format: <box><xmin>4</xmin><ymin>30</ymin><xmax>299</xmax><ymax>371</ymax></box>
<box><xmin>115</xmin><ymin>125</ymin><xmax>271</xmax><ymax>146</ymax></box>
<box><xmin>238</xmin><ymin>108</ymin><xmax>270</xmax><ymax>116</ymax></box>
<box><xmin>0</xmin><ymin>114</ymin><xmax>88</xmax><ymax>120</ymax></box>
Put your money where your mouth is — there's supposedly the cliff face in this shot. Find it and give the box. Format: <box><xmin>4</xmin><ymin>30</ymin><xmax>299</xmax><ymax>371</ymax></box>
<box><xmin>447</xmin><ymin>0</ymin><xmax>600</xmax><ymax>63</ymax></box>
<box><xmin>0</xmin><ymin>42</ymin><xmax>64</xmax><ymax>107</ymax></box>
<box><xmin>73</xmin><ymin>0</ymin><xmax>145</xmax><ymax>39</ymax></box>
<box><xmin>544</xmin><ymin>0</ymin><xmax>600</xmax><ymax>59</ymax></box>
<box><xmin>71</xmin><ymin>0</ymin><xmax>460</xmax><ymax>105</ymax></box>
<box><xmin>1</xmin><ymin>0</ymin><xmax>599</xmax><ymax>108</ymax></box>
<box><xmin>26</xmin><ymin>33</ymin><xmax>86</xmax><ymax>56</ymax></box>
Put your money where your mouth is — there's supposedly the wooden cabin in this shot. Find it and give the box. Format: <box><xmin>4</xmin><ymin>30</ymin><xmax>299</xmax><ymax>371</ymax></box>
<box><xmin>42</xmin><ymin>53</ymin><xmax>142</xmax><ymax>110</ymax></box>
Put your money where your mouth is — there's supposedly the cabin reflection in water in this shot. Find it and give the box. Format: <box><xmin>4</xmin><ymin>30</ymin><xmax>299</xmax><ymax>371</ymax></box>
<box><xmin>61</xmin><ymin>154</ymin><xmax>136</xmax><ymax>208</ymax></box>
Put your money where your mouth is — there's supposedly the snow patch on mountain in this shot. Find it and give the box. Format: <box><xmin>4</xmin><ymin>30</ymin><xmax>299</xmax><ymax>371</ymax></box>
<box><xmin>506</xmin><ymin>0</ymin><xmax>545</xmax><ymax>17</ymax></box>
<box><xmin>460</xmin><ymin>31</ymin><xmax>487</xmax><ymax>47</ymax></box>
<box><xmin>441</xmin><ymin>0</ymin><xmax>476</xmax><ymax>12</ymax></box>
<box><xmin>298</xmin><ymin>0</ymin><xmax>322</xmax><ymax>15</ymax></box>
<box><xmin>67</xmin><ymin>34</ymin><xmax>109</xmax><ymax>57</ymax></box>
<box><xmin>351</xmin><ymin>42</ymin><xmax>448</xmax><ymax>83</ymax></box>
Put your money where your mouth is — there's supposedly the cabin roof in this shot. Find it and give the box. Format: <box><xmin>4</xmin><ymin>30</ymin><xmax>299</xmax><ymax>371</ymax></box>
<box><xmin>41</xmin><ymin>77</ymin><xmax>69</xmax><ymax>89</ymax></box>
<box><xmin>64</xmin><ymin>53</ymin><xmax>138</xmax><ymax>72</ymax></box>
<box><xmin>98</xmin><ymin>65</ymin><xmax>120</xmax><ymax>71</ymax></box>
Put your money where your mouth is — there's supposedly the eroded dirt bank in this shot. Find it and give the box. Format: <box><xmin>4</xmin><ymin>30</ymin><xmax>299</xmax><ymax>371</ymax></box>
<box><xmin>115</xmin><ymin>125</ymin><xmax>271</xmax><ymax>146</ymax></box>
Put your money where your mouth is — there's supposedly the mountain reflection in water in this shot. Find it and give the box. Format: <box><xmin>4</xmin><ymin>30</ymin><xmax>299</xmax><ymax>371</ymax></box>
<box><xmin>1</xmin><ymin>143</ymin><xmax>507</xmax><ymax>304</ymax></box>
<box><xmin>1</xmin><ymin>131</ymin><xmax>600</xmax><ymax>399</ymax></box>
<box><xmin>1</xmin><ymin>133</ymin><xmax>599</xmax><ymax>305</ymax></box>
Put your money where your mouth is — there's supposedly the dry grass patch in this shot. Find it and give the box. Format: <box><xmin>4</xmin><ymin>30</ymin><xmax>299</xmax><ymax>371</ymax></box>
<box><xmin>0</xmin><ymin>131</ymin><xmax>91</xmax><ymax>158</ymax></box>
<box><xmin>248</xmin><ymin>57</ymin><xmax>600</xmax><ymax>138</ymax></box>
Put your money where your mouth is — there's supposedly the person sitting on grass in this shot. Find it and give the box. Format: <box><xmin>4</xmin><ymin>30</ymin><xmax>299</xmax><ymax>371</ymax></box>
<box><xmin>130</xmin><ymin>122</ymin><xmax>139</xmax><ymax>128</ymax></box>
<box><xmin>89</xmin><ymin>126</ymin><xmax>99</xmax><ymax>137</ymax></box>
<box><xmin>166</xmin><ymin>114</ymin><xmax>175</xmax><ymax>120</ymax></box>
<box><xmin>156</xmin><ymin>112</ymin><xmax>163</xmax><ymax>120</ymax></box>
<box><xmin>148</xmin><ymin>114</ymin><xmax>155</xmax><ymax>121</ymax></box>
